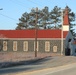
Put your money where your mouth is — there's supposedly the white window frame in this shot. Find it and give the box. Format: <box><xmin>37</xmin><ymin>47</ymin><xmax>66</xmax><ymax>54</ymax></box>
<box><xmin>3</xmin><ymin>41</ymin><xmax>7</xmax><ymax>51</ymax></box>
<box><xmin>53</xmin><ymin>46</ymin><xmax>57</xmax><ymax>52</ymax></box>
<box><xmin>13</xmin><ymin>41</ymin><xmax>17</xmax><ymax>51</ymax></box>
<box><xmin>23</xmin><ymin>41</ymin><xmax>28</xmax><ymax>51</ymax></box>
<box><xmin>45</xmin><ymin>41</ymin><xmax>50</xmax><ymax>52</ymax></box>
<box><xmin>34</xmin><ymin>41</ymin><xmax>39</xmax><ymax>51</ymax></box>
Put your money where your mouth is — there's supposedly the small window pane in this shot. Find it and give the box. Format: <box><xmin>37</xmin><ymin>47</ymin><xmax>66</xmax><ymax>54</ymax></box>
<box><xmin>45</xmin><ymin>41</ymin><xmax>50</xmax><ymax>52</ymax></box>
<box><xmin>3</xmin><ymin>41</ymin><xmax>7</xmax><ymax>51</ymax></box>
<box><xmin>23</xmin><ymin>41</ymin><xmax>28</xmax><ymax>51</ymax></box>
<box><xmin>34</xmin><ymin>41</ymin><xmax>39</xmax><ymax>51</ymax></box>
<box><xmin>53</xmin><ymin>46</ymin><xmax>57</xmax><ymax>52</ymax></box>
<box><xmin>13</xmin><ymin>41</ymin><xmax>17</xmax><ymax>51</ymax></box>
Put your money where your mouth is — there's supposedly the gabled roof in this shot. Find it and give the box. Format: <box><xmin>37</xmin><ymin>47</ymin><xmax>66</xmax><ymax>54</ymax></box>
<box><xmin>0</xmin><ymin>30</ymin><xmax>68</xmax><ymax>39</ymax></box>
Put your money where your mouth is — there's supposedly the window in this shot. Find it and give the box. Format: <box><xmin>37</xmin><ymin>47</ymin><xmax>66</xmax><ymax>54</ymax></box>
<box><xmin>23</xmin><ymin>41</ymin><xmax>28</xmax><ymax>51</ymax></box>
<box><xmin>45</xmin><ymin>41</ymin><xmax>50</xmax><ymax>52</ymax></box>
<box><xmin>75</xmin><ymin>49</ymin><xmax>76</xmax><ymax>53</ymax></box>
<box><xmin>3</xmin><ymin>41</ymin><xmax>7</xmax><ymax>51</ymax></box>
<box><xmin>68</xmin><ymin>39</ymin><xmax>71</xmax><ymax>42</ymax></box>
<box><xmin>34</xmin><ymin>41</ymin><xmax>39</xmax><ymax>51</ymax></box>
<box><xmin>13</xmin><ymin>41</ymin><xmax>17</xmax><ymax>51</ymax></box>
<box><xmin>53</xmin><ymin>46</ymin><xmax>57</xmax><ymax>52</ymax></box>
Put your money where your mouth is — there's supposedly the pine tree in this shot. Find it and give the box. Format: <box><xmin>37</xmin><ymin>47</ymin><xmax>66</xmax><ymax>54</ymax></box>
<box><xmin>49</xmin><ymin>6</ymin><xmax>61</xmax><ymax>29</ymax></box>
<box><xmin>16</xmin><ymin>6</ymin><xmax>75</xmax><ymax>31</ymax></box>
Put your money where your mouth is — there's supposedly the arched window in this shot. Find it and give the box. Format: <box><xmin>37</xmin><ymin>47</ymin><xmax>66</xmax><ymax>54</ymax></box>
<box><xmin>23</xmin><ymin>41</ymin><xmax>28</xmax><ymax>51</ymax></box>
<box><xmin>68</xmin><ymin>39</ymin><xmax>71</xmax><ymax>42</ymax></box>
<box><xmin>13</xmin><ymin>41</ymin><xmax>17</xmax><ymax>51</ymax></box>
<box><xmin>45</xmin><ymin>41</ymin><xmax>50</xmax><ymax>52</ymax></box>
<box><xmin>3</xmin><ymin>41</ymin><xmax>7</xmax><ymax>51</ymax></box>
<box><xmin>53</xmin><ymin>46</ymin><xmax>57</xmax><ymax>52</ymax></box>
<box><xmin>34</xmin><ymin>41</ymin><xmax>39</xmax><ymax>51</ymax></box>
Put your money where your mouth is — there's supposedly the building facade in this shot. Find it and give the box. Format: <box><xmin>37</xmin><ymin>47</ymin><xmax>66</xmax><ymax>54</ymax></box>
<box><xmin>0</xmin><ymin>6</ymin><xmax>70</xmax><ymax>55</ymax></box>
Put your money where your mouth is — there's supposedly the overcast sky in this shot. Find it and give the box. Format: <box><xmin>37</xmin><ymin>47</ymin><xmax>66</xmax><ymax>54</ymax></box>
<box><xmin>0</xmin><ymin>0</ymin><xmax>76</xmax><ymax>30</ymax></box>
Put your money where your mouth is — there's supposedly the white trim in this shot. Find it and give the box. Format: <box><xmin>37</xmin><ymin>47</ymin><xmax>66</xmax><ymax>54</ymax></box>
<box><xmin>0</xmin><ymin>38</ymin><xmax>66</xmax><ymax>40</ymax></box>
<box><xmin>63</xmin><ymin>25</ymin><xmax>69</xmax><ymax>31</ymax></box>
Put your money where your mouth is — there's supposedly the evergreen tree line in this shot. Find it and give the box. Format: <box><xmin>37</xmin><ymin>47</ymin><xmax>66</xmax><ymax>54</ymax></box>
<box><xmin>16</xmin><ymin>6</ymin><xmax>75</xmax><ymax>34</ymax></box>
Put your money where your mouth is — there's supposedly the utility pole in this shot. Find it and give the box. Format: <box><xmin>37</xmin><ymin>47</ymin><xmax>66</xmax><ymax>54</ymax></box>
<box><xmin>35</xmin><ymin>7</ymin><xmax>38</xmax><ymax>57</ymax></box>
<box><xmin>61</xmin><ymin>9</ymin><xmax>64</xmax><ymax>55</ymax></box>
<box><xmin>0</xmin><ymin>8</ymin><xmax>3</xmax><ymax>50</ymax></box>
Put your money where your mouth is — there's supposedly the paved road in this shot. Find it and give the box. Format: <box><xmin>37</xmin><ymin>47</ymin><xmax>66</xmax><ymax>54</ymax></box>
<box><xmin>48</xmin><ymin>64</ymin><xmax>76</xmax><ymax>75</ymax></box>
<box><xmin>11</xmin><ymin>63</ymin><xmax>76</xmax><ymax>75</ymax></box>
<box><xmin>0</xmin><ymin>56</ymin><xmax>76</xmax><ymax>75</ymax></box>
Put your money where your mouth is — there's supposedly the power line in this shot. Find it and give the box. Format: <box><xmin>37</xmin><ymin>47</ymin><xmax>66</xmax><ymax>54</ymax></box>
<box><xmin>16</xmin><ymin>0</ymin><xmax>29</xmax><ymax>7</ymax></box>
<box><xmin>27</xmin><ymin>0</ymin><xmax>43</xmax><ymax>7</ymax></box>
<box><xmin>0</xmin><ymin>13</ymin><xmax>18</xmax><ymax>21</ymax></box>
<box><xmin>9</xmin><ymin>0</ymin><xmax>30</xmax><ymax>9</ymax></box>
<box><xmin>9</xmin><ymin>0</ymin><xmax>45</xmax><ymax>12</ymax></box>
